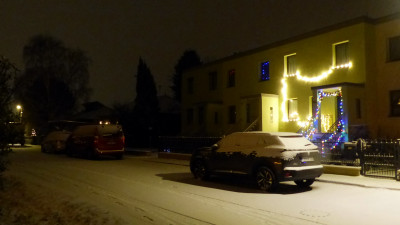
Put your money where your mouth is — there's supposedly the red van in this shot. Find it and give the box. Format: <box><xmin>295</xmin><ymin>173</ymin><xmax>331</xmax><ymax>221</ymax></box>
<box><xmin>66</xmin><ymin>124</ymin><xmax>125</xmax><ymax>159</ymax></box>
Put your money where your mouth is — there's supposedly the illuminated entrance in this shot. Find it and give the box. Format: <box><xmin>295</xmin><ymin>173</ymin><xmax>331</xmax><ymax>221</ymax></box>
<box><xmin>314</xmin><ymin>88</ymin><xmax>347</xmax><ymax>147</ymax></box>
<box><xmin>301</xmin><ymin>87</ymin><xmax>347</xmax><ymax>149</ymax></box>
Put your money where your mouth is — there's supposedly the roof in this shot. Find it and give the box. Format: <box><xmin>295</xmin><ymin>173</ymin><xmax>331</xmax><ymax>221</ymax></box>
<box><xmin>186</xmin><ymin>13</ymin><xmax>400</xmax><ymax>72</ymax></box>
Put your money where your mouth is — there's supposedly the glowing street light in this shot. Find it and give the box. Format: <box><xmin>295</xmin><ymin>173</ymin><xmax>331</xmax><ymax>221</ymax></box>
<box><xmin>16</xmin><ymin>105</ymin><xmax>23</xmax><ymax>122</ymax></box>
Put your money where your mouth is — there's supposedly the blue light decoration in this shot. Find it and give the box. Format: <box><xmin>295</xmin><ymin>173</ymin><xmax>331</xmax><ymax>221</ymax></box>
<box><xmin>261</xmin><ymin>61</ymin><xmax>270</xmax><ymax>81</ymax></box>
<box><xmin>319</xmin><ymin>89</ymin><xmax>346</xmax><ymax>151</ymax></box>
<box><xmin>302</xmin><ymin>89</ymin><xmax>347</xmax><ymax>153</ymax></box>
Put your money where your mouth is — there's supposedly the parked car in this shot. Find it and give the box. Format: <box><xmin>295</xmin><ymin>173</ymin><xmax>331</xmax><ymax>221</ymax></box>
<box><xmin>66</xmin><ymin>124</ymin><xmax>125</xmax><ymax>159</ymax></box>
<box><xmin>190</xmin><ymin>132</ymin><xmax>323</xmax><ymax>192</ymax></box>
<box><xmin>41</xmin><ymin>130</ymin><xmax>71</xmax><ymax>153</ymax></box>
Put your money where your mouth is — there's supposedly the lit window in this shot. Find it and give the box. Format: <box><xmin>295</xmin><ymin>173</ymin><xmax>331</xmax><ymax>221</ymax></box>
<box><xmin>227</xmin><ymin>69</ymin><xmax>235</xmax><ymax>87</ymax></box>
<box><xmin>334</xmin><ymin>42</ymin><xmax>349</xmax><ymax>66</ymax></box>
<box><xmin>288</xmin><ymin>98</ymin><xmax>298</xmax><ymax>120</ymax></box>
<box><xmin>388</xmin><ymin>36</ymin><xmax>400</xmax><ymax>61</ymax></box>
<box><xmin>228</xmin><ymin>105</ymin><xmax>236</xmax><ymax>124</ymax></box>
<box><xmin>285</xmin><ymin>54</ymin><xmax>296</xmax><ymax>75</ymax></box>
<box><xmin>260</xmin><ymin>61</ymin><xmax>270</xmax><ymax>81</ymax></box>
<box><xmin>209</xmin><ymin>72</ymin><xmax>217</xmax><ymax>90</ymax></box>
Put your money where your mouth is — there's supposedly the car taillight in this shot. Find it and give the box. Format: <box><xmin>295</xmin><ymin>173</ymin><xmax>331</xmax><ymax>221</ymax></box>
<box><xmin>121</xmin><ymin>135</ymin><xmax>125</xmax><ymax>145</ymax></box>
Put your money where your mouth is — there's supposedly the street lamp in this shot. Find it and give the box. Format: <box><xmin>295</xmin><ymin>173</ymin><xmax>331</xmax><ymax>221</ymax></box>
<box><xmin>16</xmin><ymin>105</ymin><xmax>22</xmax><ymax>123</ymax></box>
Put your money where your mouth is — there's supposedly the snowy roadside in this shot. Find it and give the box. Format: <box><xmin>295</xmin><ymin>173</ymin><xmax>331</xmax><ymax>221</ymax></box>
<box><xmin>0</xmin><ymin>174</ymin><xmax>122</xmax><ymax>225</ymax></box>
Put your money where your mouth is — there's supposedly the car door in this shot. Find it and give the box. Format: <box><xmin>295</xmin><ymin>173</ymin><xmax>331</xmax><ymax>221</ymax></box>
<box><xmin>209</xmin><ymin>134</ymin><xmax>239</xmax><ymax>172</ymax></box>
<box><xmin>230</xmin><ymin>134</ymin><xmax>260</xmax><ymax>173</ymax></box>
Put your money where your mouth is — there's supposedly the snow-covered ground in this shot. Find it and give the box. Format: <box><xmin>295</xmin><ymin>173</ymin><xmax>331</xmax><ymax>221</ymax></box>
<box><xmin>2</xmin><ymin>146</ymin><xmax>400</xmax><ymax>225</ymax></box>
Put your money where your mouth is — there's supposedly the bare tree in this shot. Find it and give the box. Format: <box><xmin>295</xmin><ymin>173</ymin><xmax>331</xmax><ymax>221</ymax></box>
<box><xmin>14</xmin><ymin>35</ymin><xmax>91</xmax><ymax>134</ymax></box>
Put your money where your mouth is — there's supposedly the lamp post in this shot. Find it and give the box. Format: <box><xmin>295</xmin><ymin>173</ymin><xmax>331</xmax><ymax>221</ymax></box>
<box><xmin>16</xmin><ymin>105</ymin><xmax>22</xmax><ymax>123</ymax></box>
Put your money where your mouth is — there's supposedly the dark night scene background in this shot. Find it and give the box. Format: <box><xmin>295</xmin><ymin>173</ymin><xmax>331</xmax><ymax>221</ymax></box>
<box><xmin>1</xmin><ymin>0</ymin><xmax>399</xmax><ymax>106</ymax></box>
<box><xmin>2</xmin><ymin>1</ymin><xmax>400</xmax><ymax>225</ymax></box>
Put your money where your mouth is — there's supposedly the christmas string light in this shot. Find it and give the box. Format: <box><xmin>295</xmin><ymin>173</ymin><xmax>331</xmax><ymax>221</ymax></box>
<box><xmin>281</xmin><ymin>62</ymin><xmax>352</xmax><ymax>123</ymax></box>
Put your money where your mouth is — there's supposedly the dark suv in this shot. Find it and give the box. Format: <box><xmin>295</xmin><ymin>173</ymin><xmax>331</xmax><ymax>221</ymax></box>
<box><xmin>190</xmin><ymin>132</ymin><xmax>323</xmax><ymax>192</ymax></box>
<box><xmin>66</xmin><ymin>124</ymin><xmax>125</xmax><ymax>159</ymax></box>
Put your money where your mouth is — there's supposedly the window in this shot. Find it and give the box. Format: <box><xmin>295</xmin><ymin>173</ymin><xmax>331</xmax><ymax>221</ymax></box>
<box><xmin>228</xmin><ymin>105</ymin><xmax>236</xmax><ymax>124</ymax></box>
<box><xmin>198</xmin><ymin>106</ymin><xmax>204</xmax><ymax>124</ymax></box>
<box><xmin>227</xmin><ymin>69</ymin><xmax>235</xmax><ymax>87</ymax></box>
<box><xmin>285</xmin><ymin>54</ymin><xmax>296</xmax><ymax>75</ymax></box>
<box><xmin>388</xmin><ymin>36</ymin><xmax>400</xmax><ymax>61</ymax></box>
<box><xmin>334</xmin><ymin>42</ymin><xmax>349</xmax><ymax>66</ymax></box>
<box><xmin>390</xmin><ymin>90</ymin><xmax>400</xmax><ymax>117</ymax></box>
<box><xmin>260</xmin><ymin>61</ymin><xmax>270</xmax><ymax>81</ymax></box>
<box><xmin>187</xmin><ymin>77</ymin><xmax>194</xmax><ymax>94</ymax></box>
<box><xmin>209</xmin><ymin>71</ymin><xmax>217</xmax><ymax>90</ymax></box>
<box><xmin>288</xmin><ymin>98</ymin><xmax>298</xmax><ymax>120</ymax></box>
<box><xmin>186</xmin><ymin>108</ymin><xmax>194</xmax><ymax>124</ymax></box>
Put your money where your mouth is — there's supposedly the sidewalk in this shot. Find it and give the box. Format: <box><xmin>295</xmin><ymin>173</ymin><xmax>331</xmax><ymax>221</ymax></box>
<box><xmin>126</xmin><ymin>149</ymin><xmax>400</xmax><ymax>191</ymax></box>
<box><xmin>316</xmin><ymin>173</ymin><xmax>400</xmax><ymax>191</ymax></box>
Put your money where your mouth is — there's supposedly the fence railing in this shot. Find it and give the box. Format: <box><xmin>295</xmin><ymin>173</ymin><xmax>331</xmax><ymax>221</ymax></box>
<box><xmin>314</xmin><ymin>139</ymin><xmax>400</xmax><ymax>180</ymax></box>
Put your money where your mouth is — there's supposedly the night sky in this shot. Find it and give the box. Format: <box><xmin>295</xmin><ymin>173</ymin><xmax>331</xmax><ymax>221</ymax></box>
<box><xmin>1</xmin><ymin>0</ymin><xmax>399</xmax><ymax>106</ymax></box>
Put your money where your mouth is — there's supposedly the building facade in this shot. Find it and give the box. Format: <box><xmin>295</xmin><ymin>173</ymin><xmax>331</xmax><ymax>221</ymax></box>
<box><xmin>181</xmin><ymin>14</ymin><xmax>400</xmax><ymax>140</ymax></box>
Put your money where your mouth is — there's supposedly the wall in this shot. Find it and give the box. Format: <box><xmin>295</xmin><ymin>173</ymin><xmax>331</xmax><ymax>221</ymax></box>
<box><xmin>182</xmin><ymin>19</ymin><xmax>370</xmax><ymax>137</ymax></box>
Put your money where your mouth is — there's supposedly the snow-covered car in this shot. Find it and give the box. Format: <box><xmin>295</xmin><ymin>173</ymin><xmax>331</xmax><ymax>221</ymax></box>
<box><xmin>41</xmin><ymin>130</ymin><xmax>72</xmax><ymax>153</ymax></box>
<box><xmin>190</xmin><ymin>132</ymin><xmax>323</xmax><ymax>192</ymax></box>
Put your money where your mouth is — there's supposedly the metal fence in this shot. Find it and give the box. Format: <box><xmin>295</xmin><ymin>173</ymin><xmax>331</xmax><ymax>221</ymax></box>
<box><xmin>361</xmin><ymin>140</ymin><xmax>399</xmax><ymax>180</ymax></box>
<box><xmin>314</xmin><ymin>139</ymin><xmax>400</xmax><ymax>180</ymax></box>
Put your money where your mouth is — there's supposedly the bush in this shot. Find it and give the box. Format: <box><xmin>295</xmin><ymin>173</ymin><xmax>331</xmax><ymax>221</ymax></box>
<box><xmin>0</xmin><ymin>56</ymin><xmax>18</xmax><ymax>190</ymax></box>
<box><xmin>0</xmin><ymin>144</ymin><xmax>11</xmax><ymax>190</ymax></box>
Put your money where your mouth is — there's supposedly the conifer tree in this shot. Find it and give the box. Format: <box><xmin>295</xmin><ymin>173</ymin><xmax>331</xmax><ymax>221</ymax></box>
<box><xmin>132</xmin><ymin>58</ymin><xmax>159</xmax><ymax>146</ymax></box>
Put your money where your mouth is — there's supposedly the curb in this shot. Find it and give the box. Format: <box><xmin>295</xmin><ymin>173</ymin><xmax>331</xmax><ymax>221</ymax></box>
<box><xmin>323</xmin><ymin>165</ymin><xmax>361</xmax><ymax>176</ymax></box>
<box><xmin>316</xmin><ymin>178</ymin><xmax>400</xmax><ymax>191</ymax></box>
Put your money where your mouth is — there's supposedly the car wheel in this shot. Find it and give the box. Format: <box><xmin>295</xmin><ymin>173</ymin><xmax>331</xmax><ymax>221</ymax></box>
<box><xmin>294</xmin><ymin>179</ymin><xmax>315</xmax><ymax>188</ymax></box>
<box><xmin>256</xmin><ymin>166</ymin><xmax>277</xmax><ymax>192</ymax></box>
<box><xmin>192</xmin><ymin>159</ymin><xmax>209</xmax><ymax>180</ymax></box>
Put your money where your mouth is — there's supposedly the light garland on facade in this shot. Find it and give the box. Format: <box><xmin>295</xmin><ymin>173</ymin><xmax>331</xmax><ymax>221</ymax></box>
<box><xmin>281</xmin><ymin>62</ymin><xmax>352</xmax><ymax>122</ymax></box>
<box><xmin>284</xmin><ymin>62</ymin><xmax>352</xmax><ymax>82</ymax></box>
<box><xmin>281</xmin><ymin>62</ymin><xmax>351</xmax><ymax>147</ymax></box>
<box><xmin>281</xmin><ymin>78</ymin><xmax>289</xmax><ymax>121</ymax></box>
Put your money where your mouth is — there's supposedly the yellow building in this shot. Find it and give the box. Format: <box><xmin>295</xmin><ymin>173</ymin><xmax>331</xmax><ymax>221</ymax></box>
<box><xmin>182</xmin><ymin>14</ymin><xmax>400</xmax><ymax>141</ymax></box>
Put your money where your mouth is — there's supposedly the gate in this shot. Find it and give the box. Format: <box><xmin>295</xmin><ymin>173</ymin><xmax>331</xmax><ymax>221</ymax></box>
<box><xmin>360</xmin><ymin>140</ymin><xmax>400</xmax><ymax>180</ymax></box>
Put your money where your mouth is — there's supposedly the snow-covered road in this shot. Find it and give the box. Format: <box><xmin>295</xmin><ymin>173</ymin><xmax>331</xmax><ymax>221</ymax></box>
<box><xmin>7</xmin><ymin>146</ymin><xmax>400</xmax><ymax>225</ymax></box>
